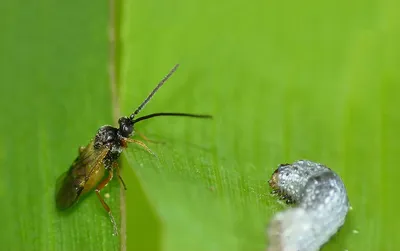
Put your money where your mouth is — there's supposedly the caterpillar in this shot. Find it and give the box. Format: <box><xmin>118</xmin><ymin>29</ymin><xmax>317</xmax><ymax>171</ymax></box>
<box><xmin>267</xmin><ymin>160</ymin><xmax>350</xmax><ymax>251</ymax></box>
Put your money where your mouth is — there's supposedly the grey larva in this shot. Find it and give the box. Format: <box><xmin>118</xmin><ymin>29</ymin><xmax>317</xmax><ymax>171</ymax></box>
<box><xmin>267</xmin><ymin>160</ymin><xmax>349</xmax><ymax>251</ymax></box>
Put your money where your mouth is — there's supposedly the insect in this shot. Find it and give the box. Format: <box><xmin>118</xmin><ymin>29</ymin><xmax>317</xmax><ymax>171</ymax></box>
<box><xmin>267</xmin><ymin>160</ymin><xmax>349</xmax><ymax>251</ymax></box>
<box><xmin>55</xmin><ymin>64</ymin><xmax>212</xmax><ymax>235</ymax></box>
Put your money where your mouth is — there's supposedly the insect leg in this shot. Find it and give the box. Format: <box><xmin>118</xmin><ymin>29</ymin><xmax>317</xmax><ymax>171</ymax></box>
<box><xmin>95</xmin><ymin>170</ymin><xmax>118</xmax><ymax>236</ymax></box>
<box><xmin>125</xmin><ymin>138</ymin><xmax>157</xmax><ymax>157</ymax></box>
<box><xmin>136</xmin><ymin>131</ymin><xmax>165</xmax><ymax>145</ymax></box>
<box><xmin>112</xmin><ymin>162</ymin><xmax>127</xmax><ymax>190</ymax></box>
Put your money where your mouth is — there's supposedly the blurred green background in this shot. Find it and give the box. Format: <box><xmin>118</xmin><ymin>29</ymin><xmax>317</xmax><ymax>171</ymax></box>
<box><xmin>0</xmin><ymin>0</ymin><xmax>399</xmax><ymax>250</ymax></box>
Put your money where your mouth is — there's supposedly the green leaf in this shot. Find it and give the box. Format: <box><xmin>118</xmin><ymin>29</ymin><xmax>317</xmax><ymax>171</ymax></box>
<box><xmin>0</xmin><ymin>1</ymin><xmax>120</xmax><ymax>250</ymax></box>
<box><xmin>1</xmin><ymin>0</ymin><xmax>399</xmax><ymax>250</ymax></box>
<box><xmin>119</xmin><ymin>0</ymin><xmax>400</xmax><ymax>250</ymax></box>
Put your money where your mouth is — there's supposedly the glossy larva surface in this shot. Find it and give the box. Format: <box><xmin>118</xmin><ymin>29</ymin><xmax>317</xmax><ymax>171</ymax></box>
<box><xmin>267</xmin><ymin>160</ymin><xmax>349</xmax><ymax>251</ymax></box>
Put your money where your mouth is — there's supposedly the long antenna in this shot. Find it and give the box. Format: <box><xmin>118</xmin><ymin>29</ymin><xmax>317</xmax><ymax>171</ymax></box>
<box><xmin>133</xmin><ymin>112</ymin><xmax>212</xmax><ymax>124</ymax></box>
<box><xmin>129</xmin><ymin>64</ymin><xmax>180</xmax><ymax>120</ymax></box>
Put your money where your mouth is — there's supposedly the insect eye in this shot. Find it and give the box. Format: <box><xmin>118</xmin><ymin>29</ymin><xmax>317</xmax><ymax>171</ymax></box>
<box><xmin>118</xmin><ymin>117</ymin><xmax>133</xmax><ymax>137</ymax></box>
<box><xmin>122</xmin><ymin>125</ymin><xmax>132</xmax><ymax>135</ymax></box>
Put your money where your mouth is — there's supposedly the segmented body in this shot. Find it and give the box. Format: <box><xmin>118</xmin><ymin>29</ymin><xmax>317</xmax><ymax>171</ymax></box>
<box><xmin>267</xmin><ymin>160</ymin><xmax>349</xmax><ymax>251</ymax></box>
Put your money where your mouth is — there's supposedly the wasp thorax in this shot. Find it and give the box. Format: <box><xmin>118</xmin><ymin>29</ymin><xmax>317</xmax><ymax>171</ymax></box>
<box><xmin>118</xmin><ymin>116</ymin><xmax>134</xmax><ymax>138</ymax></box>
<box><xmin>94</xmin><ymin>126</ymin><xmax>119</xmax><ymax>149</ymax></box>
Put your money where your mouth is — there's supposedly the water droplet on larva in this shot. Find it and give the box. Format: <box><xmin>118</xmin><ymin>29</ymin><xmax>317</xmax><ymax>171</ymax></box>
<box><xmin>267</xmin><ymin>160</ymin><xmax>349</xmax><ymax>251</ymax></box>
<box><xmin>352</xmin><ymin>229</ymin><xmax>359</xmax><ymax>234</ymax></box>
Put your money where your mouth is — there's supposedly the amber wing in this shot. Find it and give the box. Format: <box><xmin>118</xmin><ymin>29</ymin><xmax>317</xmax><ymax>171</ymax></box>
<box><xmin>55</xmin><ymin>141</ymin><xmax>109</xmax><ymax>210</ymax></box>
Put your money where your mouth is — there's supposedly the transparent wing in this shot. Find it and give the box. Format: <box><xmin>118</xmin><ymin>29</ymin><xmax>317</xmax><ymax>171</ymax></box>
<box><xmin>55</xmin><ymin>141</ymin><xmax>109</xmax><ymax>210</ymax></box>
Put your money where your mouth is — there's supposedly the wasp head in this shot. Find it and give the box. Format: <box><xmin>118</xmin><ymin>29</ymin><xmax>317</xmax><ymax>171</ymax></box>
<box><xmin>118</xmin><ymin>116</ymin><xmax>134</xmax><ymax>138</ymax></box>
